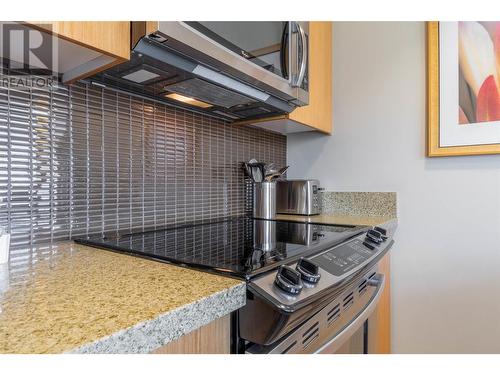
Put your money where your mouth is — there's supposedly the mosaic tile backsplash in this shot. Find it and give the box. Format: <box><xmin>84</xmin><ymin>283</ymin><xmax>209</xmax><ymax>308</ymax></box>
<box><xmin>0</xmin><ymin>82</ymin><xmax>286</xmax><ymax>261</ymax></box>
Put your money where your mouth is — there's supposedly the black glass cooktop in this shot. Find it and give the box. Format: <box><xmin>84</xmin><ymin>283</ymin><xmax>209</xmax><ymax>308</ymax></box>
<box><xmin>75</xmin><ymin>217</ymin><xmax>367</xmax><ymax>279</ymax></box>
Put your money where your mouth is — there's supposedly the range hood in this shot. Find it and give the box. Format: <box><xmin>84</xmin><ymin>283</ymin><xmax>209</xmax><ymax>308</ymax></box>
<box><xmin>89</xmin><ymin>22</ymin><xmax>309</xmax><ymax>122</ymax></box>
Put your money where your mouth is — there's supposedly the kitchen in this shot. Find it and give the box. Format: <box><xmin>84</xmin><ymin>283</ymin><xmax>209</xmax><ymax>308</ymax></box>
<box><xmin>1</xmin><ymin>0</ymin><xmax>500</xmax><ymax>373</ymax></box>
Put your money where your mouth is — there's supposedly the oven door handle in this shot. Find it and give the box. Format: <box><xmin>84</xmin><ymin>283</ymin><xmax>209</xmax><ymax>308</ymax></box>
<box><xmin>313</xmin><ymin>273</ymin><xmax>386</xmax><ymax>354</ymax></box>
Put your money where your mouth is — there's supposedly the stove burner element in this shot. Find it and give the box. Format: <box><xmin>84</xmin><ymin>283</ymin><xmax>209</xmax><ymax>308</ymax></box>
<box><xmin>75</xmin><ymin>217</ymin><xmax>367</xmax><ymax>280</ymax></box>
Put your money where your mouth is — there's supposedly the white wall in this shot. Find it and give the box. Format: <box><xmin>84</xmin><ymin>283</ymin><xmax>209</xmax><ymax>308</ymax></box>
<box><xmin>287</xmin><ymin>22</ymin><xmax>500</xmax><ymax>353</ymax></box>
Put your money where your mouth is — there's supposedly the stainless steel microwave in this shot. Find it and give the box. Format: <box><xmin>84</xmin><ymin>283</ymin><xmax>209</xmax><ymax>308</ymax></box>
<box><xmin>163</xmin><ymin>22</ymin><xmax>310</xmax><ymax>106</ymax></box>
<box><xmin>91</xmin><ymin>22</ymin><xmax>309</xmax><ymax>121</ymax></box>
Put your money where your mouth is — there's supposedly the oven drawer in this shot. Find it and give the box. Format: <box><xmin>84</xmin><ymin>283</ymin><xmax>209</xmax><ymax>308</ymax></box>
<box><xmin>246</xmin><ymin>271</ymin><xmax>385</xmax><ymax>354</ymax></box>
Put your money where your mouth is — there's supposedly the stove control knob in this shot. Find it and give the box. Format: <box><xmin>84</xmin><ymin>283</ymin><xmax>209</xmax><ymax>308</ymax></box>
<box><xmin>366</xmin><ymin>229</ymin><xmax>384</xmax><ymax>244</ymax></box>
<box><xmin>374</xmin><ymin>226</ymin><xmax>387</xmax><ymax>236</ymax></box>
<box><xmin>296</xmin><ymin>258</ymin><xmax>321</xmax><ymax>284</ymax></box>
<box><xmin>372</xmin><ymin>227</ymin><xmax>388</xmax><ymax>241</ymax></box>
<box><xmin>274</xmin><ymin>265</ymin><xmax>303</xmax><ymax>295</ymax></box>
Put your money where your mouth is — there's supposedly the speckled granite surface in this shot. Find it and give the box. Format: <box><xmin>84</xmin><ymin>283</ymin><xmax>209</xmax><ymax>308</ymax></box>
<box><xmin>0</xmin><ymin>242</ymin><xmax>245</xmax><ymax>354</ymax></box>
<box><xmin>321</xmin><ymin>192</ymin><xmax>397</xmax><ymax>217</ymax></box>
<box><xmin>275</xmin><ymin>214</ymin><xmax>395</xmax><ymax>227</ymax></box>
<box><xmin>276</xmin><ymin>191</ymin><xmax>397</xmax><ymax>227</ymax></box>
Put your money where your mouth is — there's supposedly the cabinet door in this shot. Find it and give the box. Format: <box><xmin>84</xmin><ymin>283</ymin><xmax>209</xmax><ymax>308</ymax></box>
<box><xmin>288</xmin><ymin>21</ymin><xmax>333</xmax><ymax>134</ymax></box>
<box><xmin>24</xmin><ymin>22</ymin><xmax>130</xmax><ymax>83</ymax></box>
<box><xmin>368</xmin><ymin>251</ymin><xmax>391</xmax><ymax>353</ymax></box>
<box><xmin>151</xmin><ymin>314</ymin><xmax>231</xmax><ymax>354</ymax></box>
<box><xmin>43</xmin><ymin>22</ymin><xmax>130</xmax><ymax>60</ymax></box>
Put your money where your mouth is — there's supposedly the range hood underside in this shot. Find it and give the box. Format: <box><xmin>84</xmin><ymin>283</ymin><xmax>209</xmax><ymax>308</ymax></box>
<box><xmin>89</xmin><ymin>39</ymin><xmax>294</xmax><ymax>123</ymax></box>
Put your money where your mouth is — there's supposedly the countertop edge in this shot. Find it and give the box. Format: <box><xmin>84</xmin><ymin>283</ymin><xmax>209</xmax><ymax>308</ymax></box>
<box><xmin>67</xmin><ymin>282</ymin><xmax>246</xmax><ymax>354</ymax></box>
<box><xmin>274</xmin><ymin>214</ymin><xmax>397</xmax><ymax>227</ymax></box>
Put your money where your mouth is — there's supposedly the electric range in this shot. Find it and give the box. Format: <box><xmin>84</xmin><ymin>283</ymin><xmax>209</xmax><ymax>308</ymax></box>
<box><xmin>75</xmin><ymin>216</ymin><xmax>367</xmax><ymax>280</ymax></box>
<box><xmin>76</xmin><ymin>216</ymin><xmax>396</xmax><ymax>354</ymax></box>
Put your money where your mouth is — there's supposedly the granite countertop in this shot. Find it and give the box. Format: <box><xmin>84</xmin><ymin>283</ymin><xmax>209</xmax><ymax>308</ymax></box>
<box><xmin>0</xmin><ymin>242</ymin><xmax>245</xmax><ymax>354</ymax></box>
<box><xmin>275</xmin><ymin>213</ymin><xmax>395</xmax><ymax>227</ymax></box>
<box><xmin>276</xmin><ymin>191</ymin><xmax>398</xmax><ymax>227</ymax></box>
<box><xmin>0</xmin><ymin>192</ymin><xmax>396</xmax><ymax>354</ymax></box>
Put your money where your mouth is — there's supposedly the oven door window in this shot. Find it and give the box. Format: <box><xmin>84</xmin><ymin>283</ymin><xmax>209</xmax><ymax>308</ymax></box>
<box><xmin>185</xmin><ymin>21</ymin><xmax>290</xmax><ymax>80</ymax></box>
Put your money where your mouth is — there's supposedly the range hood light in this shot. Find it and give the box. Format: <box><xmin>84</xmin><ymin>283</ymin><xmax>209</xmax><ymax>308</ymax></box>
<box><xmin>165</xmin><ymin>93</ymin><xmax>213</xmax><ymax>108</ymax></box>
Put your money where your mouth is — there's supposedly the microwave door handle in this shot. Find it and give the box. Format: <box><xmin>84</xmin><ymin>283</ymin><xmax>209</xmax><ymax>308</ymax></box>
<box><xmin>313</xmin><ymin>273</ymin><xmax>386</xmax><ymax>354</ymax></box>
<box><xmin>293</xmin><ymin>22</ymin><xmax>308</xmax><ymax>88</ymax></box>
<box><xmin>280</xmin><ymin>22</ymin><xmax>290</xmax><ymax>80</ymax></box>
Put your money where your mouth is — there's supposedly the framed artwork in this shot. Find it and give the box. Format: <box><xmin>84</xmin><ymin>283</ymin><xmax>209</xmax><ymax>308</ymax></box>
<box><xmin>427</xmin><ymin>21</ymin><xmax>500</xmax><ymax>156</ymax></box>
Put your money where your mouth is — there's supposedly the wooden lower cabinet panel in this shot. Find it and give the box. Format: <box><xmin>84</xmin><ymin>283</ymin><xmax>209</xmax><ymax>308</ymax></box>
<box><xmin>152</xmin><ymin>314</ymin><xmax>231</xmax><ymax>354</ymax></box>
<box><xmin>368</xmin><ymin>251</ymin><xmax>391</xmax><ymax>354</ymax></box>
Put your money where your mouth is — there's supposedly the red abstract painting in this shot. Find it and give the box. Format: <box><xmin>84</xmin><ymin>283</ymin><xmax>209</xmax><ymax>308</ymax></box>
<box><xmin>459</xmin><ymin>22</ymin><xmax>500</xmax><ymax>124</ymax></box>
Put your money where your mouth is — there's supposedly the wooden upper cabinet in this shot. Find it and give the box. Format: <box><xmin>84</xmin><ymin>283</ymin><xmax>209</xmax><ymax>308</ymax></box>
<box><xmin>236</xmin><ymin>22</ymin><xmax>333</xmax><ymax>135</ymax></box>
<box><xmin>288</xmin><ymin>22</ymin><xmax>333</xmax><ymax>134</ymax></box>
<box><xmin>23</xmin><ymin>22</ymin><xmax>130</xmax><ymax>83</ymax></box>
<box><xmin>43</xmin><ymin>22</ymin><xmax>130</xmax><ymax>60</ymax></box>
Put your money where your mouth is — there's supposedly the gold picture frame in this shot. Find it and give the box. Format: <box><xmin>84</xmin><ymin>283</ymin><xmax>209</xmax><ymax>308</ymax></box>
<box><xmin>427</xmin><ymin>21</ymin><xmax>500</xmax><ymax>157</ymax></box>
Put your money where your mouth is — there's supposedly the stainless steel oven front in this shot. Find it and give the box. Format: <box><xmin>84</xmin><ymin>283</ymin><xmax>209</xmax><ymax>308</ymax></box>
<box><xmin>235</xmin><ymin>226</ymin><xmax>395</xmax><ymax>355</ymax></box>
<box><xmin>244</xmin><ymin>267</ymin><xmax>385</xmax><ymax>354</ymax></box>
<box><xmin>156</xmin><ymin>21</ymin><xmax>309</xmax><ymax>106</ymax></box>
